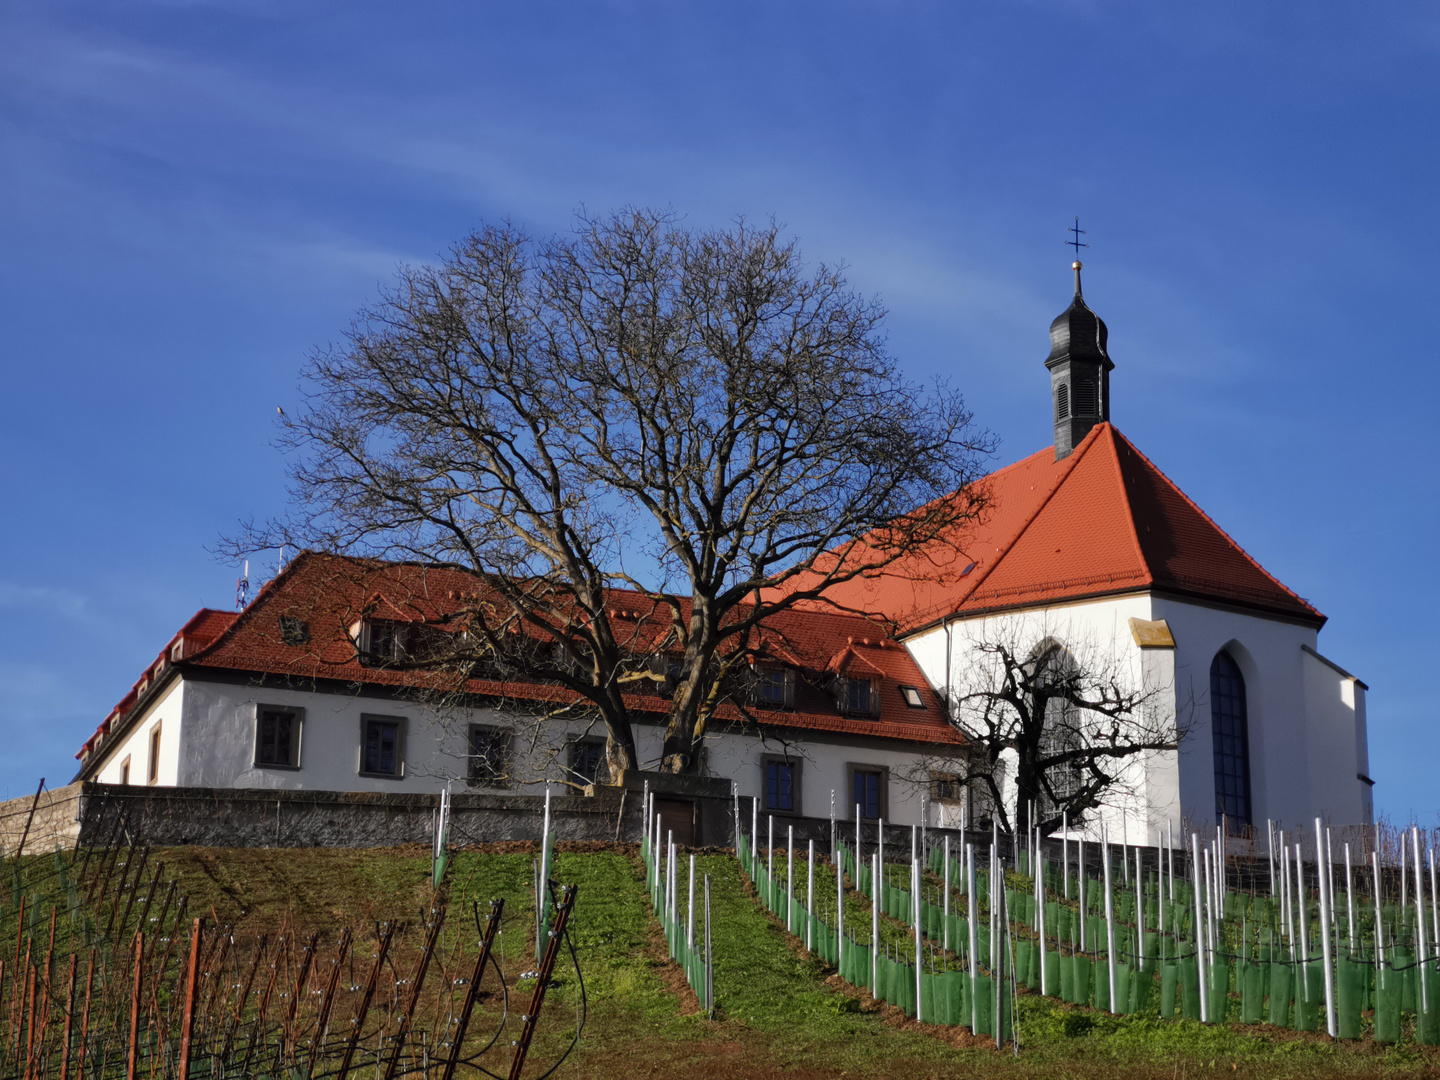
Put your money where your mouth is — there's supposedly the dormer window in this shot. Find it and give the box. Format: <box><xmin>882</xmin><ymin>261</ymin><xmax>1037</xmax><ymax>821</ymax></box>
<box><xmin>355</xmin><ymin>619</ymin><xmax>403</xmax><ymax>666</ymax></box>
<box><xmin>838</xmin><ymin>676</ymin><xmax>878</xmax><ymax>717</ymax></box>
<box><xmin>649</xmin><ymin>654</ymin><xmax>683</xmax><ymax>697</ymax></box>
<box><xmin>354</xmin><ymin>618</ymin><xmax>448</xmax><ymax>666</ymax></box>
<box><xmin>754</xmin><ymin>666</ymin><xmax>796</xmax><ymax>709</ymax></box>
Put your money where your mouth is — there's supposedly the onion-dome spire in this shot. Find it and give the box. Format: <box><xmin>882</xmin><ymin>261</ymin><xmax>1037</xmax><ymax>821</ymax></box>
<box><xmin>1045</xmin><ymin>258</ymin><xmax>1114</xmax><ymax>460</ymax></box>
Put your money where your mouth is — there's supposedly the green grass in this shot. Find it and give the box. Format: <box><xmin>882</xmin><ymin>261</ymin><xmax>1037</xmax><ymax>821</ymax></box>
<box><xmin>150</xmin><ymin>845</ymin><xmax>1440</xmax><ymax>1079</ymax></box>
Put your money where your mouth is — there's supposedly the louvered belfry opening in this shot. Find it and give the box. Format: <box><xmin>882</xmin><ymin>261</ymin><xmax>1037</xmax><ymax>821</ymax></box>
<box><xmin>1045</xmin><ymin>261</ymin><xmax>1114</xmax><ymax>459</ymax></box>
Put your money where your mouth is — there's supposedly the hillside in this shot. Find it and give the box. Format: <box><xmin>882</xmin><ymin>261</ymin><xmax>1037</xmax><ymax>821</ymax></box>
<box><xmin>146</xmin><ymin>842</ymin><xmax>1439</xmax><ymax>1080</ymax></box>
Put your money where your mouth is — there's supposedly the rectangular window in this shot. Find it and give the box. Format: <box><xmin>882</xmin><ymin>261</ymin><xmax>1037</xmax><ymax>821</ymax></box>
<box><xmin>254</xmin><ymin>706</ymin><xmax>303</xmax><ymax>769</ymax></box>
<box><xmin>360</xmin><ymin>620</ymin><xmax>403</xmax><ymax>666</ymax></box>
<box><xmin>755</xmin><ymin>667</ymin><xmax>795</xmax><ymax>708</ymax></box>
<box><xmin>840</xmin><ymin>677</ymin><xmax>876</xmax><ymax>716</ymax></box>
<box><xmin>569</xmin><ymin>739</ymin><xmax>607</xmax><ymax>786</ymax></box>
<box><xmin>120</xmin><ymin>756</ymin><xmax>131</xmax><ymax>786</ymax></box>
<box><xmin>764</xmin><ymin>760</ymin><xmax>797</xmax><ymax>813</ymax></box>
<box><xmin>848</xmin><ymin>765</ymin><xmax>886</xmax><ymax>820</ymax></box>
<box><xmin>931</xmin><ymin>772</ymin><xmax>963</xmax><ymax>802</ymax></box>
<box><xmin>360</xmin><ymin>716</ymin><xmax>406</xmax><ymax>778</ymax></box>
<box><xmin>147</xmin><ymin>725</ymin><xmax>162</xmax><ymax>785</ymax></box>
<box><xmin>468</xmin><ymin>726</ymin><xmax>510</xmax><ymax>787</ymax></box>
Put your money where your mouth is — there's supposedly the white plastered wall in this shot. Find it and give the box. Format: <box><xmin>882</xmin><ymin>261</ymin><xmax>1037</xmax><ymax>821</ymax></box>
<box><xmin>704</xmin><ymin>725</ymin><xmax>964</xmax><ymax>826</ymax></box>
<box><xmin>97</xmin><ymin>676</ymin><xmax>960</xmax><ymax>826</ymax></box>
<box><xmin>93</xmin><ymin>679</ymin><xmax>185</xmax><ymax>787</ymax></box>
<box><xmin>1152</xmin><ymin>596</ymin><xmax>1331</xmax><ymax>832</ymax></box>
<box><xmin>1299</xmin><ymin>647</ymin><xmax>1371</xmax><ymax>827</ymax></box>
<box><xmin>901</xmin><ymin>592</ymin><xmax>1372</xmax><ymax>837</ymax></box>
<box><xmin>174</xmin><ymin>678</ymin><xmax>636</xmax><ymax>794</ymax></box>
<box><xmin>902</xmin><ymin>594</ymin><xmax>1178</xmax><ymax>844</ymax></box>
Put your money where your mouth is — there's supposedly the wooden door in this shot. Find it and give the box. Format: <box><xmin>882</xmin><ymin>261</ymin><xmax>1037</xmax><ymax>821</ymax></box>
<box><xmin>655</xmin><ymin>798</ymin><xmax>696</xmax><ymax>846</ymax></box>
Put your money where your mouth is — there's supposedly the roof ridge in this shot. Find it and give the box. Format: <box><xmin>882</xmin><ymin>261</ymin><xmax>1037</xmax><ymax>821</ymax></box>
<box><xmin>1102</xmin><ymin>424</ymin><xmax>1157</xmax><ymax>587</ymax></box>
<box><xmin>1108</xmin><ymin>429</ymin><xmax>1323</xmax><ymax>622</ymax></box>
<box><xmin>184</xmin><ymin>550</ymin><xmax>313</xmax><ymax>663</ymax></box>
<box><xmin>949</xmin><ymin>424</ymin><xmax>1104</xmax><ymax>613</ymax></box>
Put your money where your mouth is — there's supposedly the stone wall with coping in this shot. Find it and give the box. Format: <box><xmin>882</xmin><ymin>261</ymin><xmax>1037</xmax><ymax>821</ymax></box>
<box><xmin>0</xmin><ymin>783</ymin><xmax>84</xmax><ymax>856</ymax></box>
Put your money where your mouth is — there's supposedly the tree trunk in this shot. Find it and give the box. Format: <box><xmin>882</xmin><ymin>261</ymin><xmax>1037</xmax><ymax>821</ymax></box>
<box><xmin>604</xmin><ymin>725</ymin><xmax>639</xmax><ymax>786</ymax></box>
<box><xmin>660</xmin><ymin>671</ymin><xmax>707</xmax><ymax>773</ymax></box>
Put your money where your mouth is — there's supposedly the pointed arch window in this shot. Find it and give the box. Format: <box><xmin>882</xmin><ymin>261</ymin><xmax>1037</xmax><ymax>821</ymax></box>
<box><xmin>1210</xmin><ymin>652</ymin><xmax>1252</xmax><ymax>827</ymax></box>
<box><xmin>1033</xmin><ymin>645</ymin><xmax>1085</xmax><ymax>826</ymax></box>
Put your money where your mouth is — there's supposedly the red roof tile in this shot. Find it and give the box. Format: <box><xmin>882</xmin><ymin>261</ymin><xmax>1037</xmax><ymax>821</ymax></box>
<box><xmin>79</xmin><ymin>553</ymin><xmax>959</xmax><ymax>766</ymax></box>
<box><xmin>774</xmin><ymin>424</ymin><xmax>1322</xmax><ymax>630</ymax></box>
<box><xmin>76</xmin><ymin>608</ymin><xmax>237</xmax><ymax>759</ymax></box>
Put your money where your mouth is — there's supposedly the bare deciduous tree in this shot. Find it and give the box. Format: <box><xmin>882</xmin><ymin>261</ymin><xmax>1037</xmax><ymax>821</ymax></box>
<box><xmin>942</xmin><ymin>625</ymin><xmax>1186</xmax><ymax>836</ymax></box>
<box><xmin>238</xmin><ymin>209</ymin><xmax>994</xmax><ymax>781</ymax></box>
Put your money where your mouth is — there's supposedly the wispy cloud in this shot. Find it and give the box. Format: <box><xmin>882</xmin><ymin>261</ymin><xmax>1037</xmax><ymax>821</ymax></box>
<box><xmin>0</xmin><ymin>582</ymin><xmax>115</xmax><ymax>636</ymax></box>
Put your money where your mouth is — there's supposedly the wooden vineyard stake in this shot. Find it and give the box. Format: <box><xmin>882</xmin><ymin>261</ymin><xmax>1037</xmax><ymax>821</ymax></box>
<box><xmin>196</xmin><ymin>928</ymin><xmax>233</xmax><ymax>1054</ymax></box>
<box><xmin>281</xmin><ymin>932</ymin><xmax>319</xmax><ymax>1060</ymax></box>
<box><xmin>116</xmin><ymin>847</ymin><xmax>151</xmax><ymax>942</ymax></box>
<box><xmin>240</xmin><ymin>931</ymin><xmax>284</xmax><ymax>1077</ymax></box>
<box><xmin>22</xmin><ymin>964</ymin><xmax>36</xmax><ymax>1080</ymax></box>
<box><xmin>307</xmin><ymin>927</ymin><xmax>352</xmax><ymax>1075</ymax></box>
<box><xmin>126</xmin><ymin>933</ymin><xmax>143</xmax><ymax>1080</ymax></box>
<box><xmin>131</xmin><ymin>865</ymin><xmax>165</xmax><ymax>956</ymax></box>
<box><xmin>103</xmin><ymin>847</ymin><xmax>136</xmax><ymax>942</ymax></box>
<box><xmin>59</xmin><ymin>953</ymin><xmax>76</xmax><ymax>1080</ymax></box>
<box><xmin>12</xmin><ymin>779</ymin><xmax>45</xmax><ymax>864</ymax></box>
<box><xmin>177</xmin><ymin>917</ymin><xmax>203</xmax><ymax>1080</ymax></box>
<box><xmin>221</xmin><ymin>936</ymin><xmax>267</xmax><ymax>1061</ymax></box>
<box><xmin>142</xmin><ymin>884</ymin><xmax>175</xmax><ymax>970</ymax></box>
<box><xmin>74</xmin><ymin>952</ymin><xmax>94</xmax><ymax>1080</ymax></box>
<box><xmin>508</xmin><ymin>885</ymin><xmax>577</xmax><ymax>1080</ymax></box>
<box><xmin>336</xmin><ymin>921</ymin><xmax>396</xmax><ymax>1080</ymax></box>
<box><xmin>381</xmin><ymin>908</ymin><xmax>447</xmax><ymax>1080</ymax></box>
<box><xmin>440</xmin><ymin>900</ymin><xmax>504</xmax><ymax>1080</ymax></box>
<box><xmin>83</xmin><ymin>819</ymin><xmax>123</xmax><ymax>907</ymax></box>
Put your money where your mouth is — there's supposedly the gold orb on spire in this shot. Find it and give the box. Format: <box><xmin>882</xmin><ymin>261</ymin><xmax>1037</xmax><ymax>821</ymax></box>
<box><xmin>1073</xmin><ymin>261</ymin><xmax>1083</xmax><ymax>271</ymax></box>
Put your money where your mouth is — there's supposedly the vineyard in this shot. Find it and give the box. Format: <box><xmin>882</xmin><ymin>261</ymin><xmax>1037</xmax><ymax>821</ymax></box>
<box><xmin>4</xmin><ymin>782</ymin><xmax>1440</xmax><ymax>1078</ymax></box>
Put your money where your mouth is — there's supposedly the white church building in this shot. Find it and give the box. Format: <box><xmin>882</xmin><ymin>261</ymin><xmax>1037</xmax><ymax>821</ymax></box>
<box><xmin>72</xmin><ymin>264</ymin><xmax>1372</xmax><ymax>842</ymax></box>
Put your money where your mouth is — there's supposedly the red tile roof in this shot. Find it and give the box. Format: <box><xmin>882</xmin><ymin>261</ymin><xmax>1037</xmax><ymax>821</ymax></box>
<box><xmin>78</xmin><ymin>553</ymin><xmax>959</xmax><ymax>768</ymax></box>
<box><xmin>76</xmin><ymin>608</ymin><xmax>237</xmax><ymax>760</ymax></box>
<box><xmin>772</xmin><ymin>424</ymin><xmax>1322</xmax><ymax>631</ymax></box>
<box><xmin>78</xmin><ymin>423</ymin><xmax>1321</xmax><ymax>770</ymax></box>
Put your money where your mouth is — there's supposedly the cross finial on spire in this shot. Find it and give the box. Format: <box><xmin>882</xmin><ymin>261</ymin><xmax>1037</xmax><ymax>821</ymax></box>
<box><xmin>1066</xmin><ymin>217</ymin><xmax>1088</xmax><ymax>256</ymax></box>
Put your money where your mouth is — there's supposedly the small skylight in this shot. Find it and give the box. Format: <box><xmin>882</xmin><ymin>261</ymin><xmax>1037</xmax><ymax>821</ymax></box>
<box><xmin>960</xmin><ymin>561</ymin><xmax>977</xmax><ymax>576</ymax></box>
<box><xmin>899</xmin><ymin>685</ymin><xmax>926</xmax><ymax>709</ymax></box>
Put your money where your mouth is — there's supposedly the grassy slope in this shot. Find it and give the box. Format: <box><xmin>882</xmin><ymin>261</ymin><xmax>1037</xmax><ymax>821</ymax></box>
<box><xmin>159</xmin><ymin>845</ymin><xmax>1440</xmax><ymax>1080</ymax></box>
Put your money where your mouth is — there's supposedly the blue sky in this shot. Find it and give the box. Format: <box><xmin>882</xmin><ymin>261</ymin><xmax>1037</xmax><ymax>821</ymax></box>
<box><xmin>2</xmin><ymin>1</ymin><xmax>1435</xmax><ymax>818</ymax></box>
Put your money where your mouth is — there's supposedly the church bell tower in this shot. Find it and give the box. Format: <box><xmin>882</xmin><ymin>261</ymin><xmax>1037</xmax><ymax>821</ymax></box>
<box><xmin>1045</xmin><ymin>260</ymin><xmax>1113</xmax><ymax>459</ymax></box>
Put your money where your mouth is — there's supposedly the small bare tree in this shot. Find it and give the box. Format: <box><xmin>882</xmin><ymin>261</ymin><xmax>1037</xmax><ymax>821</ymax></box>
<box><xmin>239</xmin><ymin>209</ymin><xmax>993</xmax><ymax>781</ymax></box>
<box><xmin>943</xmin><ymin>625</ymin><xmax>1185</xmax><ymax>836</ymax></box>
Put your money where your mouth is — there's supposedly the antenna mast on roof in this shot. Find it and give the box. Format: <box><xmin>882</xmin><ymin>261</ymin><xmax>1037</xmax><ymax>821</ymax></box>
<box><xmin>277</xmin><ymin>545</ymin><xmax>288</xmax><ymax>576</ymax></box>
<box><xmin>236</xmin><ymin>560</ymin><xmax>249</xmax><ymax>610</ymax></box>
